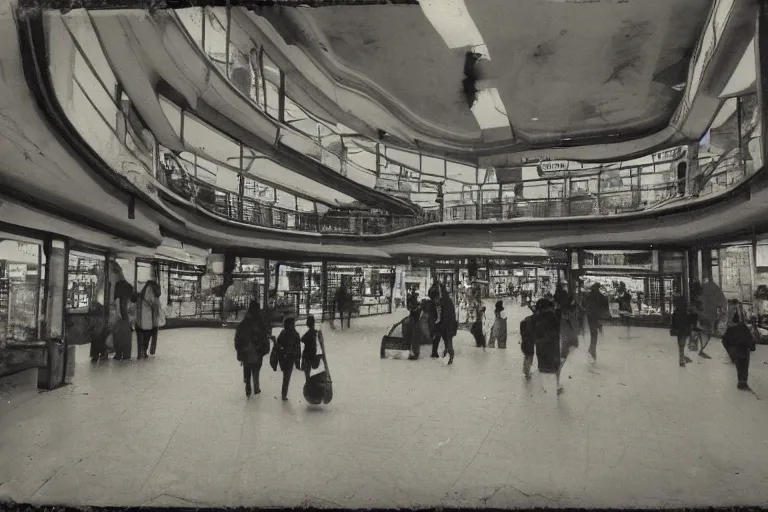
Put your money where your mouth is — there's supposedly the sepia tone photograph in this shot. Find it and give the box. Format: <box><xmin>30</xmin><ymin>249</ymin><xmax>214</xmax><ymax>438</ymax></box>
<box><xmin>0</xmin><ymin>0</ymin><xmax>766</xmax><ymax>509</ymax></box>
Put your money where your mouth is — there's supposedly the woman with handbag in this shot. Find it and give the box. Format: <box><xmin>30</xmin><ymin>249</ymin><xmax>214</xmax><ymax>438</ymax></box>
<box><xmin>234</xmin><ymin>301</ymin><xmax>271</xmax><ymax>398</ymax></box>
<box><xmin>273</xmin><ymin>317</ymin><xmax>302</xmax><ymax>401</ymax></box>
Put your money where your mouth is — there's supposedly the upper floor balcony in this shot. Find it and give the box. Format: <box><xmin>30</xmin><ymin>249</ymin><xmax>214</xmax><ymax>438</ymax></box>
<box><xmin>19</xmin><ymin>3</ymin><xmax>766</xmax><ymax>240</ymax></box>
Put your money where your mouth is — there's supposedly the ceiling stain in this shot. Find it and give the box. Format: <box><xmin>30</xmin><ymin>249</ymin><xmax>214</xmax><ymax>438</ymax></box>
<box><xmin>604</xmin><ymin>19</ymin><xmax>655</xmax><ymax>85</ymax></box>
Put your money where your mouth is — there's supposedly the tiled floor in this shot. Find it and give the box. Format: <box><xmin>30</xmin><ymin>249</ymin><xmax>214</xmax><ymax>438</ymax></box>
<box><xmin>2</xmin><ymin>303</ymin><xmax>768</xmax><ymax>508</ymax></box>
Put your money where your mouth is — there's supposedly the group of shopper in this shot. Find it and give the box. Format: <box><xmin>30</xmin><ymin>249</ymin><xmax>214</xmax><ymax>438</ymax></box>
<box><xmin>90</xmin><ymin>279</ymin><xmax>165</xmax><ymax>362</ymax></box>
<box><xmin>234</xmin><ymin>301</ymin><xmax>324</xmax><ymax>400</ymax></box>
<box><xmin>401</xmin><ymin>281</ymin><xmax>459</xmax><ymax>364</ymax></box>
<box><xmin>671</xmin><ymin>286</ymin><xmax>756</xmax><ymax>390</ymax></box>
<box><xmin>520</xmin><ymin>291</ymin><xmax>586</xmax><ymax>395</ymax></box>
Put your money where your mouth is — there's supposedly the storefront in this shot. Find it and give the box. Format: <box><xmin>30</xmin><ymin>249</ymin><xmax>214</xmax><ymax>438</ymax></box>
<box><xmin>326</xmin><ymin>263</ymin><xmax>395</xmax><ymax>317</ymax></box>
<box><xmin>225</xmin><ymin>257</ymin><xmax>266</xmax><ymax>322</ymax></box>
<box><xmin>572</xmin><ymin>249</ymin><xmax>685</xmax><ymax>325</ymax></box>
<box><xmin>269</xmin><ymin>260</ymin><xmax>323</xmax><ymax>321</ymax></box>
<box><xmin>0</xmin><ymin>236</ymin><xmax>45</xmax><ymax>347</ymax></box>
<box><xmin>64</xmin><ymin>249</ymin><xmax>109</xmax><ymax>348</ymax></box>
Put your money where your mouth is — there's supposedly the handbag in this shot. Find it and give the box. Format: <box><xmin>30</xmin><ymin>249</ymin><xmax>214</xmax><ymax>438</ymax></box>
<box><xmin>269</xmin><ymin>348</ymin><xmax>279</xmax><ymax>371</ymax></box>
<box><xmin>670</xmin><ymin>327</ymin><xmax>679</xmax><ymax>337</ymax></box>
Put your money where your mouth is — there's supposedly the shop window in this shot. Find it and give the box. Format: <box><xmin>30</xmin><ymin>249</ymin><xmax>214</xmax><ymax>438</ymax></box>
<box><xmin>0</xmin><ymin>237</ymin><xmax>45</xmax><ymax>345</ymax></box>
<box><xmin>66</xmin><ymin>251</ymin><xmax>106</xmax><ymax>312</ymax></box>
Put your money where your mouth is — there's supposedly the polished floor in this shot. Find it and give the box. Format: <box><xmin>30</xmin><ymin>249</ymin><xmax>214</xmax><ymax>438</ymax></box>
<box><xmin>1</xmin><ymin>304</ymin><xmax>767</xmax><ymax>508</ymax></box>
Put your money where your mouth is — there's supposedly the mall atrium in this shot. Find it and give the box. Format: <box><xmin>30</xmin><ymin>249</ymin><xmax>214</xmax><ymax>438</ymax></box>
<box><xmin>1</xmin><ymin>0</ymin><xmax>768</xmax><ymax>509</ymax></box>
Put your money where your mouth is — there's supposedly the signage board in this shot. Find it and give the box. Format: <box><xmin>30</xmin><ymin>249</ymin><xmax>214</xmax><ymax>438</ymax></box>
<box><xmin>538</xmin><ymin>161</ymin><xmax>569</xmax><ymax>174</ymax></box>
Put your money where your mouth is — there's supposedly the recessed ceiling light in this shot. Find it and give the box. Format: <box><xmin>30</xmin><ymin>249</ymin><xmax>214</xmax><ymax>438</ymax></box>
<box><xmin>531</xmin><ymin>117</ymin><xmax>539</xmax><ymax>121</ymax></box>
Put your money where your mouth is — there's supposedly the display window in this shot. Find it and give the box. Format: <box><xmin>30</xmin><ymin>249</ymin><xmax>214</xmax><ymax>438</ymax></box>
<box><xmin>327</xmin><ymin>264</ymin><xmax>394</xmax><ymax>317</ymax></box>
<box><xmin>66</xmin><ymin>251</ymin><xmax>106</xmax><ymax>313</ymax></box>
<box><xmin>269</xmin><ymin>261</ymin><xmax>323</xmax><ymax>321</ymax></box>
<box><xmin>0</xmin><ymin>236</ymin><xmax>45</xmax><ymax>345</ymax></box>
<box><xmin>226</xmin><ymin>257</ymin><xmax>266</xmax><ymax>321</ymax></box>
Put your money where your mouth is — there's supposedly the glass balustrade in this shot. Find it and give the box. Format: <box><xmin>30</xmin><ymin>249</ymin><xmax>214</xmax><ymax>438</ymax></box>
<box><xmin>43</xmin><ymin>9</ymin><xmax>765</xmax><ymax>238</ymax></box>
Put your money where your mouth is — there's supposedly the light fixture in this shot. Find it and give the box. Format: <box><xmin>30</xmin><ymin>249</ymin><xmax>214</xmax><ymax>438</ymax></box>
<box><xmin>531</xmin><ymin>117</ymin><xmax>539</xmax><ymax>121</ymax></box>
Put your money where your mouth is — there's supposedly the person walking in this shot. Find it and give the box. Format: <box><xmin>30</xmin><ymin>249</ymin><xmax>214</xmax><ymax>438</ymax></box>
<box><xmin>432</xmin><ymin>286</ymin><xmax>458</xmax><ymax>364</ymax></box>
<box><xmin>135</xmin><ymin>281</ymin><xmax>162</xmax><ymax>359</ymax></box>
<box><xmin>533</xmin><ymin>299</ymin><xmax>562</xmax><ymax>393</ymax></box>
<box><xmin>301</xmin><ymin>315</ymin><xmax>320</xmax><ymax>381</ymax></box>
<box><xmin>520</xmin><ymin>307</ymin><xmax>536</xmax><ymax>379</ymax></box>
<box><xmin>584</xmin><ymin>283</ymin><xmax>609</xmax><ymax>363</ymax></box>
<box><xmin>489</xmin><ymin>300</ymin><xmax>508</xmax><ymax>349</ymax></box>
<box><xmin>557</xmin><ymin>296</ymin><xmax>582</xmax><ymax>393</ymax></box>
<box><xmin>234</xmin><ymin>301</ymin><xmax>271</xmax><ymax>398</ymax></box>
<box><xmin>471</xmin><ymin>305</ymin><xmax>487</xmax><ymax>349</ymax></box>
<box><xmin>403</xmin><ymin>301</ymin><xmax>427</xmax><ymax>360</ymax></box>
<box><xmin>670</xmin><ymin>295</ymin><xmax>695</xmax><ymax>367</ymax></box>
<box><xmin>273</xmin><ymin>317</ymin><xmax>302</xmax><ymax>400</ymax></box>
<box><xmin>721</xmin><ymin>300</ymin><xmax>754</xmax><ymax>390</ymax></box>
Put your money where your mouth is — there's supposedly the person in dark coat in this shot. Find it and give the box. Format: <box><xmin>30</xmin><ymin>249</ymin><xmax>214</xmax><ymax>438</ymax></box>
<box><xmin>432</xmin><ymin>286</ymin><xmax>458</xmax><ymax>364</ymax></box>
<box><xmin>88</xmin><ymin>302</ymin><xmax>109</xmax><ymax>363</ymax></box>
<box><xmin>670</xmin><ymin>295</ymin><xmax>695</xmax><ymax>367</ymax></box>
<box><xmin>584</xmin><ymin>283</ymin><xmax>609</xmax><ymax>363</ymax></box>
<box><xmin>554</xmin><ymin>282</ymin><xmax>569</xmax><ymax>312</ymax></box>
<box><xmin>274</xmin><ymin>317</ymin><xmax>302</xmax><ymax>400</ymax></box>
<box><xmin>403</xmin><ymin>302</ymin><xmax>426</xmax><ymax>360</ymax></box>
<box><xmin>471</xmin><ymin>305</ymin><xmax>487</xmax><ymax>349</ymax></box>
<box><xmin>301</xmin><ymin>315</ymin><xmax>319</xmax><ymax>381</ymax></box>
<box><xmin>333</xmin><ymin>285</ymin><xmax>352</xmax><ymax>330</ymax></box>
<box><xmin>721</xmin><ymin>301</ymin><xmax>754</xmax><ymax>390</ymax></box>
<box><xmin>234</xmin><ymin>301</ymin><xmax>271</xmax><ymax>398</ymax></box>
<box><xmin>520</xmin><ymin>311</ymin><xmax>536</xmax><ymax>379</ymax></box>
<box><xmin>533</xmin><ymin>299</ymin><xmax>561</xmax><ymax>375</ymax></box>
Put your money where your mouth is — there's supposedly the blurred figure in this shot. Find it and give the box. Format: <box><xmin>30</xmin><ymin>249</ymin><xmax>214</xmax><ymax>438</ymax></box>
<box><xmin>471</xmin><ymin>305</ymin><xmax>487</xmax><ymax>349</ymax></box>
<box><xmin>584</xmin><ymin>283</ymin><xmax>609</xmax><ymax>363</ymax></box>
<box><xmin>670</xmin><ymin>295</ymin><xmax>695</xmax><ymax>367</ymax></box>
<box><xmin>489</xmin><ymin>300</ymin><xmax>508</xmax><ymax>349</ymax></box>
<box><xmin>557</xmin><ymin>296</ymin><xmax>583</xmax><ymax>394</ymax></box>
<box><xmin>274</xmin><ymin>317</ymin><xmax>302</xmax><ymax>400</ymax></box>
<box><xmin>520</xmin><ymin>309</ymin><xmax>536</xmax><ymax>379</ymax></box>
<box><xmin>234</xmin><ymin>301</ymin><xmax>271</xmax><ymax>398</ymax></box>
<box><xmin>721</xmin><ymin>300</ymin><xmax>754</xmax><ymax>390</ymax></box>
<box><xmin>554</xmin><ymin>282</ymin><xmax>569</xmax><ymax>312</ymax></box>
<box><xmin>533</xmin><ymin>299</ymin><xmax>562</xmax><ymax>393</ymax></box>
<box><xmin>431</xmin><ymin>285</ymin><xmax>458</xmax><ymax>364</ymax></box>
<box><xmin>403</xmin><ymin>300</ymin><xmax>428</xmax><ymax>360</ymax></box>
<box><xmin>135</xmin><ymin>281</ymin><xmax>162</xmax><ymax>359</ymax></box>
<box><xmin>301</xmin><ymin>316</ymin><xmax>320</xmax><ymax>381</ymax></box>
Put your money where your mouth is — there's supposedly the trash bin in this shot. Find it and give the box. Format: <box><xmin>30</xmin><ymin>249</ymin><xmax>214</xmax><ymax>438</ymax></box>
<box><xmin>38</xmin><ymin>339</ymin><xmax>65</xmax><ymax>390</ymax></box>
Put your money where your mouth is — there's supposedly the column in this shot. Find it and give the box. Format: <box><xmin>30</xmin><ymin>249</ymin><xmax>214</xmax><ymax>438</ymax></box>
<box><xmin>683</xmin><ymin>249</ymin><xmax>691</xmax><ymax>305</ymax></box>
<box><xmin>321</xmin><ymin>261</ymin><xmax>329</xmax><ymax>323</ymax></box>
<box><xmin>38</xmin><ymin>237</ymin><xmax>69</xmax><ymax>390</ymax></box>
<box><xmin>263</xmin><ymin>258</ymin><xmax>271</xmax><ymax>308</ymax></box>
<box><xmin>657</xmin><ymin>250</ymin><xmax>666</xmax><ymax>316</ymax></box>
<box><xmin>756</xmin><ymin>0</ymin><xmax>768</xmax><ymax>168</ymax></box>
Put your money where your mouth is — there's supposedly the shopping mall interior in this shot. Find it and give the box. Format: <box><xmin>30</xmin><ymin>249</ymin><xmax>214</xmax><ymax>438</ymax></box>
<box><xmin>1</xmin><ymin>0</ymin><xmax>768</xmax><ymax>508</ymax></box>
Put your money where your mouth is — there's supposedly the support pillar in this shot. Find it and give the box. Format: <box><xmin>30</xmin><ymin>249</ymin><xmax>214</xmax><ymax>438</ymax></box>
<box><xmin>263</xmin><ymin>258</ymin><xmax>271</xmax><ymax>308</ymax></box>
<box><xmin>683</xmin><ymin>249</ymin><xmax>691</xmax><ymax>305</ymax></box>
<box><xmin>321</xmin><ymin>261</ymin><xmax>329</xmax><ymax>323</ymax></box>
<box><xmin>38</xmin><ymin>238</ymin><xmax>70</xmax><ymax>390</ymax></box>
<box><xmin>756</xmin><ymin>0</ymin><xmax>768</xmax><ymax>169</ymax></box>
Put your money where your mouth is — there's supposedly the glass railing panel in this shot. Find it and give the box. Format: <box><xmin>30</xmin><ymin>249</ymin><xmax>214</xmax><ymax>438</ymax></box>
<box><xmin>416</xmin><ymin>155</ymin><xmax>442</xmax><ymax>178</ymax></box>
<box><xmin>445</xmin><ymin>160</ymin><xmax>474</xmax><ymax>183</ymax></box>
<box><xmin>740</xmin><ymin>94</ymin><xmax>762</xmax><ymax>174</ymax></box>
<box><xmin>203</xmin><ymin>8</ymin><xmax>228</xmax><ymax>76</ymax></box>
<box><xmin>262</xmin><ymin>53</ymin><xmax>281</xmax><ymax>120</ymax></box>
<box><xmin>243</xmin><ymin>176</ymin><xmax>276</xmax><ymax>202</ymax></box>
<box><xmin>183</xmin><ymin>113</ymin><xmax>242</xmax><ymax>169</ymax></box>
<box><xmin>175</xmin><ymin>8</ymin><xmax>204</xmax><ymax>48</ymax></box>
<box><xmin>158</xmin><ymin>95</ymin><xmax>183</xmax><ymax>138</ymax></box>
<box><xmin>385</xmin><ymin>147</ymin><xmax>420</xmax><ymax>171</ymax></box>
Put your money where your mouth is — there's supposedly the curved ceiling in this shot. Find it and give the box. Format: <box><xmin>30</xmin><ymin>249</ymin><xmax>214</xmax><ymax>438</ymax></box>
<box><xmin>246</xmin><ymin>0</ymin><xmax>755</xmax><ymax>164</ymax></box>
<box><xmin>5</xmin><ymin>0</ymin><xmax>767</xmax><ymax>263</ymax></box>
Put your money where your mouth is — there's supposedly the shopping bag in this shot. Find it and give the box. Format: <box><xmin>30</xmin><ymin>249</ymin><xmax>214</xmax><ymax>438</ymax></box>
<box><xmin>269</xmin><ymin>348</ymin><xmax>279</xmax><ymax>372</ymax></box>
<box><xmin>156</xmin><ymin>305</ymin><xmax>167</xmax><ymax>328</ymax></box>
<box><xmin>105</xmin><ymin>332</ymin><xmax>115</xmax><ymax>353</ymax></box>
